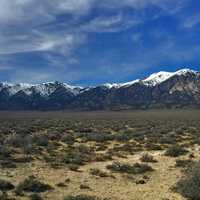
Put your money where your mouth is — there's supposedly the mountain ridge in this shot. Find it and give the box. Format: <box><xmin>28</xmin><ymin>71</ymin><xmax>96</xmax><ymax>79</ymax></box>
<box><xmin>1</xmin><ymin>68</ymin><xmax>198</xmax><ymax>94</ymax></box>
<box><xmin>0</xmin><ymin>68</ymin><xmax>199</xmax><ymax>110</ymax></box>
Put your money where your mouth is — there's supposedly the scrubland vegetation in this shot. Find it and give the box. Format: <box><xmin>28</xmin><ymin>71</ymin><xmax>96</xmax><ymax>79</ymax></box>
<box><xmin>0</xmin><ymin>111</ymin><xmax>200</xmax><ymax>200</ymax></box>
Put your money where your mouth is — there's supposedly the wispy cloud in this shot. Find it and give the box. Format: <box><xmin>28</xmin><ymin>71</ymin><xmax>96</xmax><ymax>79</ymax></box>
<box><xmin>0</xmin><ymin>0</ymin><xmax>198</xmax><ymax>84</ymax></box>
<box><xmin>80</xmin><ymin>13</ymin><xmax>141</xmax><ymax>33</ymax></box>
<box><xmin>182</xmin><ymin>14</ymin><xmax>200</xmax><ymax>28</ymax></box>
<box><xmin>0</xmin><ymin>0</ymin><xmax>187</xmax><ymax>55</ymax></box>
<box><xmin>0</xmin><ymin>29</ymin><xmax>87</xmax><ymax>55</ymax></box>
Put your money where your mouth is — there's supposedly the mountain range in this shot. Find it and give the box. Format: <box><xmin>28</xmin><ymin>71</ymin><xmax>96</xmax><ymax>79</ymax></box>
<box><xmin>0</xmin><ymin>68</ymin><xmax>200</xmax><ymax>110</ymax></box>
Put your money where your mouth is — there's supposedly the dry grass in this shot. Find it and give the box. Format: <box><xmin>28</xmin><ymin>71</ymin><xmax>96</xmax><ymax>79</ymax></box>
<box><xmin>0</xmin><ymin>111</ymin><xmax>200</xmax><ymax>200</ymax></box>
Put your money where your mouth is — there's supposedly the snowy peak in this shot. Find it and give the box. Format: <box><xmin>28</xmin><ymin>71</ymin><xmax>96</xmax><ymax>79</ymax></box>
<box><xmin>143</xmin><ymin>71</ymin><xmax>174</xmax><ymax>86</ymax></box>
<box><xmin>101</xmin><ymin>68</ymin><xmax>199</xmax><ymax>89</ymax></box>
<box><xmin>33</xmin><ymin>82</ymin><xmax>59</xmax><ymax>96</ymax></box>
<box><xmin>119</xmin><ymin>79</ymin><xmax>140</xmax><ymax>88</ymax></box>
<box><xmin>102</xmin><ymin>68</ymin><xmax>199</xmax><ymax>89</ymax></box>
<box><xmin>142</xmin><ymin>68</ymin><xmax>199</xmax><ymax>87</ymax></box>
<box><xmin>62</xmin><ymin>83</ymin><xmax>83</xmax><ymax>95</ymax></box>
<box><xmin>0</xmin><ymin>82</ymin><xmax>33</xmax><ymax>95</ymax></box>
<box><xmin>102</xmin><ymin>83</ymin><xmax>119</xmax><ymax>89</ymax></box>
<box><xmin>0</xmin><ymin>81</ymin><xmax>82</xmax><ymax>96</ymax></box>
<box><xmin>174</xmin><ymin>68</ymin><xmax>198</xmax><ymax>76</ymax></box>
<box><xmin>32</xmin><ymin>82</ymin><xmax>83</xmax><ymax>96</ymax></box>
<box><xmin>102</xmin><ymin>79</ymin><xmax>140</xmax><ymax>89</ymax></box>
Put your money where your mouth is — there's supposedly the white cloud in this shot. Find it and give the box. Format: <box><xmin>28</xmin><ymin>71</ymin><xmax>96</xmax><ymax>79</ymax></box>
<box><xmin>0</xmin><ymin>0</ymin><xmax>187</xmax><ymax>55</ymax></box>
<box><xmin>80</xmin><ymin>13</ymin><xmax>141</xmax><ymax>33</ymax></box>
<box><xmin>0</xmin><ymin>0</ymin><xmax>94</xmax><ymax>26</ymax></box>
<box><xmin>0</xmin><ymin>29</ymin><xmax>87</xmax><ymax>55</ymax></box>
<box><xmin>56</xmin><ymin>0</ymin><xmax>94</xmax><ymax>14</ymax></box>
<box><xmin>99</xmin><ymin>0</ymin><xmax>186</xmax><ymax>13</ymax></box>
<box><xmin>0</xmin><ymin>0</ymin><xmax>92</xmax><ymax>55</ymax></box>
<box><xmin>36</xmin><ymin>32</ymin><xmax>86</xmax><ymax>54</ymax></box>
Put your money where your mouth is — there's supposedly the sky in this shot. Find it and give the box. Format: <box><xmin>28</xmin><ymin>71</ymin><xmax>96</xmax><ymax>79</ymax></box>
<box><xmin>0</xmin><ymin>0</ymin><xmax>200</xmax><ymax>86</ymax></box>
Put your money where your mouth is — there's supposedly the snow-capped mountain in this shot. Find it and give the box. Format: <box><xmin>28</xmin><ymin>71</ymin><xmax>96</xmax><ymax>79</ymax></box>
<box><xmin>102</xmin><ymin>79</ymin><xmax>140</xmax><ymax>89</ymax></box>
<box><xmin>0</xmin><ymin>81</ymin><xmax>82</xmax><ymax>97</ymax></box>
<box><xmin>0</xmin><ymin>83</ymin><xmax>33</xmax><ymax>95</ymax></box>
<box><xmin>143</xmin><ymin>71</ymin><xmax>174</xmax><ymax>86</ymax></box>
<box><xmin>101</xmin><ymin>68</ymin><xmax>198</xmax><ymax>89</ymax></box>
<box><xmin>104</xmin><ymin>68</ymin><xmax>198</xmax><ymax>87</ymax></box>
<box><xmin>0</xmin><ymin>68</ymin><xmax>199</xmax><ymax>110</ymax></box>
<box><xmin>142</xmin><ymin>68</ymin><xmax>198</xmax><ymax>86</ymax></box>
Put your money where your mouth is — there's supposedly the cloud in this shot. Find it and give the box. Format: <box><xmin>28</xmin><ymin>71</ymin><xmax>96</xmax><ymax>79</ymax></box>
<box><xmin>182</xmin><ymin>14</ymin><xmax>200</xmax><ymax>28</ymax></box>
<box><xmin>0</xmin><ymin>0</ymin><xmax>93</xmax><ymax>26</ymax></box>
<box><xmin>0</xmin><ymin>29</ymin><xmax>87</xmax><ymax>55</ymax></box>
<box><xmin>0</xmin><ymin>0</ymin><xmax>92</xmax><ymax>55</ymax></box>
<box><xmin>36</xmin><ymin>32</ymin><xmax>87</xmax><ymax>55</ymax></box>
<box><xmin>80</xmin><ymin>13</ymin><xmax>141</xmax><ymax>33</ymax></box>
<box><xmin>99</xmin><ymin>0</ymin><xmax>186</xmax><ymax>14</ymax></box>
<box><xmin>0</xmin><ymin>0</ymin><xmax>197</xmax><ymax>84</ymax></box>
<box><xmin>0</xmin><ymin>0</ymin><xmax>182</xmax><ymax>24</ymax></box>
<box><xmin>0</xmin><ymin>0</ymin><xmax>187</xmax><ymax>55</ymax></box>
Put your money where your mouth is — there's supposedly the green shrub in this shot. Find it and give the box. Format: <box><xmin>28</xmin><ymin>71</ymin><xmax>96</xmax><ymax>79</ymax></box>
<box><xmin>175</xmin><ymin>159</ymin><xmax>194</xmax><ymax>168</ymax></box>
<box><xmin>64</xmin><ymin>145</ymin><xmax>94</xmax><ymax>165</ymax></box>
<box><xmin>0</xmin><ymin>179</ymin><xmax>15</xmax><ymax>191</ymax></box>
<box><xmin>145</xmin><ymin>143</ymin><xmax>163</xmax><ymax>151</ymax></box>
<box><xmin>165</xmin><ymin>146</ymin><xmax>188</xmax><ymax>157</ymax></box>
<box><xmin>175</xmin><ymin>162</ymin><xmax>200</xmax><ymax>200</ymax></box>
<box><xmin>90</xmin><ymin>168</ymin><xmax>109</xmax><ymax>177</ymax></box>
<box><xmin>0</xmin><ymin>160</ymin><xmax>17</xmax><ymax>168</ymax></box>
<box><xmin>0</xmin><ymin>146</ymin><xmax>11</xmax><ymax>159</ymax></box>
<box><xmin>33</xmin><ymin>135</ymin><xmax>49</xmax><ymax>147</ymax></box>
<box><xmin>64</xmin><ymin>195</ymin><xmax>99</xmax><ymax>200</ymax></box>
<box><xmin>68</xmin><ymin>164</ymin><xmax>79</xmax><ymax>171</ymax></box>
<box><xmin>62</xmin><ymin>134</ymin><xmax>76</xmax><ymax>145</ymax></box>
<box><xmin>107</xmin><ymin>162</ymin><xmax>153</xmax><ymax>174</ymax></box>
<box><xmin>0</xmin><ymin>191</ymin><xmax>15</xmax><ymax>200</ymax></box>
<box><xmin>30</xmin><ymin>193</ymin><xmax>43</xmax><ymax>200</ymax></box>
<box><xmin>16</xmin><ymin>176</ymin><xmax>53</xmax><ymax>193</ymax></box>
<box><xmin>140</xmin><ymin>153</ymin><xmax>157</xmax><ymax>163</ymax></box>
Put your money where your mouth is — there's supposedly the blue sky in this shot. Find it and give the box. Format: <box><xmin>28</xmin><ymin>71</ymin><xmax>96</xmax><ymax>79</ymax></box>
<box><xmin>0</xmin><ymin>0</ymin><xmax>200</xmax><ymax>85</ymax></box>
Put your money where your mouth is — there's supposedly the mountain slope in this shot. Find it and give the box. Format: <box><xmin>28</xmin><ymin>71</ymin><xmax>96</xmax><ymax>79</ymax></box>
<box><xmin>0</xmin><ymin>68</ymin><xmax>199</xmax><ymax>110</ymax></box>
